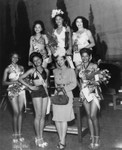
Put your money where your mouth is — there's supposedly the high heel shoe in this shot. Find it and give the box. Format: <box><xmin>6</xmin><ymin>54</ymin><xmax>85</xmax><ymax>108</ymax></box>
<box><xmin>94</xmin><ymin>136</ymin><xmax>100</xmax><ymax>149</ymax></box>
<box><xmin>58</xmin><ymin>143</ymin><xmax>66</xmax><ymax>150</ymax></box>
<box><xmin>12</xmin><ymin>134</ymin><xmax>18</xmax><ymax>143</ymax></box>
<box><xmin>18</xmin><ymin>134</ymin><xmax>24</xmax><ymax>142</ymax></box>
<box><xmin>57</xmin><ymin>141</ymin><xmax>61</xmax><ymax>149</ymax></box>
<box><xmin>35</xmin><ymin>137</ymin><xmax>48</xmax><ymax>148</ymax></box>
<box><xmin>88</xmin><ymin>136</ymin><xmax>95</xmax><ymax>149</ymax></box>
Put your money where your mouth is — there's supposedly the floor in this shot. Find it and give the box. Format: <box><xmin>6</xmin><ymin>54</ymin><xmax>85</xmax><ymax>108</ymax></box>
<box><xmin>0</xmin><ymin>96</ymin><xmax>122</xmax><ymax>150</ymax></box>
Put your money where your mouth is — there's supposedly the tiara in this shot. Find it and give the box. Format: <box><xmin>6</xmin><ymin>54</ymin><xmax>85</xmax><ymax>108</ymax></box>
<box><xmin>51</xmin><ymin>9</ymin><xmax>64</xmax><ymax>18</ymax></box>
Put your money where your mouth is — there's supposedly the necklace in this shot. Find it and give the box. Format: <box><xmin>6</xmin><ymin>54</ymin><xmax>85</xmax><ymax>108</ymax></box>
<box><xmin>83</xmin><ymin>62</ymin><xmax>90</xmax><ymax>70</ymax></box>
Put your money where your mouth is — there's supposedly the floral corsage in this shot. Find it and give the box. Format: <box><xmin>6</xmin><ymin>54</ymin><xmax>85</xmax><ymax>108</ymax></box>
<box><xmin>51</xmin><ymin>9</ymin><xmax>64</xmax><ymax>18</ymax></box>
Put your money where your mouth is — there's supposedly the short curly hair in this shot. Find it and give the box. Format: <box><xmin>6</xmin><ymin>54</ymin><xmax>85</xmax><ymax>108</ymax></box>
<box><xmin>29</xmin><ymin>52</ymin><xmax>43</xmax><ymax>64</ymax></box>
<box><xmin>32</xmin><ymin>20</ymin><xmax>45</xmax><ymax>35</ymax></box>
<box><xmin>79</xmin><ymin>48</ymin><xmax>92</xmax><ymax>57</ymax></box>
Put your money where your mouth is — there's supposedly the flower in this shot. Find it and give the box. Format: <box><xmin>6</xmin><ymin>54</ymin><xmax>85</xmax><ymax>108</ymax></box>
<box><xmin>7</xmin><ymin>82</ymin><xmax>25</xmax><ymax>100</ymax></box>
<box><xmin>51</xmin><ymin>9</ymin><xmax>64</xmax><ymax>18</ymax></box>
<box><xmin>97</xmin><ymin>69</ymin><xmax>111</xmax><ymax>84</ymax></box>
<box><xmin>47</xmin><ymin>32</ymin><xmax>58</xmax><ymax>47</ymax></box>
<box><xmin>47</xmin><ymin>32</ymin><xmax>58</xmax><ymax>55</ymax></box>
<box><xmin>79</xmin><ymin>68</ymin><xmax>111</xmax><ymax>85</ymax></box>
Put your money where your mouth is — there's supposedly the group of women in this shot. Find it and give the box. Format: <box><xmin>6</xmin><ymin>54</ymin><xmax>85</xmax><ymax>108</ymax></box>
<box><xmin>2</xmin><ymin>9</ymin><xmax>102</xmax><ymax>150</ymax></box>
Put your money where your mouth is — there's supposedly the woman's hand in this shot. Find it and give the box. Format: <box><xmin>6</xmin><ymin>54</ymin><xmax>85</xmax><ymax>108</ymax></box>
<box><xmin>11</xmin><ymin>80</ymin><xmax>19</xmax><ymax>84</ymax></box>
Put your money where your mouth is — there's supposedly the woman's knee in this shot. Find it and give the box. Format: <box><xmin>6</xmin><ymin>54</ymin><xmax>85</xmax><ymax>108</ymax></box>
<box><xmin>90</xmin><ymin>114</ymin><xmax>97</xmax><ymax>121</ymax></box>
<box><xmin>13</xmin><ymin>110</ymin><xmax>19</xmax><ymax>117</ymax></box>
<box><xmin>35</xmin><ymin>113</ymin><xmax>42</xmax><ymax>120</ymax></box>
<box><xmin>40</xmin><ymin>114</ymin><xmax>46</xmax><ymax>121</ymax></box>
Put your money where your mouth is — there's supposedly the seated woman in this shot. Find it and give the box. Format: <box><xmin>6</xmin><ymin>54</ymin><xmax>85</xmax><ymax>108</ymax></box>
<box><xmin>19</xmin><ymin>52</ymin><xmax>48</xmax><ymax>148</ymax></box>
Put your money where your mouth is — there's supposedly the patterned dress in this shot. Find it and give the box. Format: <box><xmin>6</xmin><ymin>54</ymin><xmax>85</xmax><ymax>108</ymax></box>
<box><xmin>52</xmin><ymin>67</ymin><xmax>77</xmax><ymax>121</ymax></box>
<box><xmin>7</xmin><ymin>64</ymin><xmax>25</xmax><ymax>101</ymax></box>
<box><xmin>29</xmin><ymin>35</ymin><xmax>49</xmax><ymax>68</ymax></box>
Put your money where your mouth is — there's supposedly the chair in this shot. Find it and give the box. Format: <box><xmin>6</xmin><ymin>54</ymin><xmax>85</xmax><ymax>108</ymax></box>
<box><xmin>112</xmin><ymin>91</ymin><xmax>122</xmax><ymax>110</ymax></box>
<box><xmin>44</xmin><ymin>98</ymin><xmax>88</xmax><ymax>142</ymax></box>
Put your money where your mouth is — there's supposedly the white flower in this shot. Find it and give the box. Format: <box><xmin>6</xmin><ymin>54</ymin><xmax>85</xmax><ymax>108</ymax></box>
<box><xmin>51</xmin><ymin>9</ymin><xmax>64</xmax><ymax>18</ymax></box>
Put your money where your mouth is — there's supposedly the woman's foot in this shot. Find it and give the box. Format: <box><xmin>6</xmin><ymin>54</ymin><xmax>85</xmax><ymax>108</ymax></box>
<box><xmin>18</xmin><ymin>134</ymin><xmax>24</xmax><ymax>142</ymax></box>
<box><xmin>12</xmin><ymin>134</ymin><xmax>18</xmax><ymax>143</ymax></box>
<box><xmin>88</xmin><ymin>136</ymin><xmax>95</xmax><ymax>149</ymax></box>
<box><xmin>94</xmin><ymin>136</ymin><xmax>100</xmax><ymax>149</ymax></box>
<box><xmin>35</xmin><ymin>137</ymin><xmax>48</xmax><ymax>148</ymax></box>
<box><xmin>57</xmin><ymin>143</ymin><xmax>66</xmax><ymax>150</ymax></box>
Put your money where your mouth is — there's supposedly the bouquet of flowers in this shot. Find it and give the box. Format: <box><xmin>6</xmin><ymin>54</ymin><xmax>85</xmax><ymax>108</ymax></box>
<box><xmin>79</xmin><ymin>68</ymin><xmax>111</xmax><ymax>85</ymax></box>
<box><xmin>47</xmin><ymin>32</ymin><xmax>58</xmax><ymax>55</ymax></box>
<box><xmin>7</xmin><ymin>82</ymin><xmax>25</xmax><ymax>100</ymax></box>
<box><xmin>79</xmin><ymin>68</ymin><xmax>110</xmax><ymax>107</ymax></box>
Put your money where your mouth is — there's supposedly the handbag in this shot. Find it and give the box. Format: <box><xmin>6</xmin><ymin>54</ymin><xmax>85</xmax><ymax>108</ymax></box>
<box><xmin>51</xmin><ymin>87</ymin><xmax>69</xmax><ymax>105</ymax></box>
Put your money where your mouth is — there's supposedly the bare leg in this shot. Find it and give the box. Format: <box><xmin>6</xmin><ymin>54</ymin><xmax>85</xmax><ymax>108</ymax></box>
<box><xmin>10</xmin><ymin>97</ymin><xmax>19</xmax><ymax>135</ymax></box>
<box><xmin>32</xmin><ymin>97</ymin><xmax>42</xmax><ymax>138</ymax></box>
<box><xmin>83</xmin><ymin>100</ymin><xmax>94</xmax><ymax>137</ymax></box>
<box><xmin>60</xmin><ymin>122</ymin><xmax>67</xmax><ymax>145</ymax></box>
<box><xmin>90</xmin><ymin>100</ymin><xmax>99</xmax><ymax>136</ymax></box>
<box><xmin>55</xmin><ymin>121</ymin><xmax>62</xmax><ymax>141</ymax></box>
<box><xmin>39</xmin><ymin>97</ymin><xmax>48</xmax><ymax>138</ymax></box>
<box><xmin>18</xmin><ymin>91</ymin><xmax>25</xmax><ymax>135</ymax></box>
<box><xmin>91</xmin><ymin>100</ymin><xmax>100</xmax><ymax>147</ymax></box>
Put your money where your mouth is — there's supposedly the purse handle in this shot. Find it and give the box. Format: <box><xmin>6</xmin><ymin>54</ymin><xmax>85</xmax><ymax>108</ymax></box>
<box><xmin>55</xmin><ymin>87</ymin><xmax>67</xmax><ymax>96</ymax></box>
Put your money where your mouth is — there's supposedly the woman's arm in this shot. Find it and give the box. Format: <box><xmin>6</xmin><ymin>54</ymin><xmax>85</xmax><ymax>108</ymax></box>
<box><xmin>2</xmin><ymin>67</ymin><xmax>17</xmax><ymax>86</ymax></box>
<box><xmin>43</xmin><ymin>34</ymin><xmax>52</xmax><ymax>56</ymax></box>
<box><xmin>19</xmin><ymin>69</ymin><xmax>33</xmax><ymax>89</ymax></box>
<box><xmin>66</xmin><ymin>26</ymin><xmax>72</xmax><ymax>55</ymax></box>
<box><xmin>29</xmin><ymin>36</ymin><xmax>34</xmax><ymax>56</ymax></box>
<box><xmin>64</xmin><ymin>69</ymin><xmax>77</xmax><ymax>92</ymax></box>
<box><xmin>85</xmin><ymin>30</ymin><xmax>95</xmax><ymax>49</ymax></box>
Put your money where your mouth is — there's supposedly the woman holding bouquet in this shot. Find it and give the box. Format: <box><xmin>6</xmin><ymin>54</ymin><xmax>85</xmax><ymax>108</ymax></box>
<box><xmin>72</xmin><ymin>16</ymin><xmax>95</xmax><ymax>68</ymax></box>
<box><xmin>2</xmin><ymin>52</ymin><xmax>26</xmax><ymax>143</ymax></box>
<box><xmin>19</xmin><ymin>52</ymin><xmax>48</xmax><ymax>148</ymax></box>
<box><xmin>51</xmin><ymin>9</ymin><xmax>74</xmax><ymax>68</ymax></box>
<box><xmin>28</xmin><ymin>20</ymin><xmax>51</xmax><ymax>69</ymax></box>
<box><xmin>78</xmin><ymin>48</ymin><xmax>102</xmax><ymax>149</ymax></box>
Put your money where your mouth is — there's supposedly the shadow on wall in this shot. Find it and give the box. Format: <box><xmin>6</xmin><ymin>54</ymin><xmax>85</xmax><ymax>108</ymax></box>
<box><xmin>15</xmin><ymin>0</ymin><xmax>31</xmax><ymax>70</ymax></box>
<box><xmin>96</xmin><ymin>34</ymin><xmax>108</xmax><ymax>60</ymax></box>
<box><xmin>89</xmin><ymin>4</ymin><xmax>108</xmax><ymax>61</ymax></box>
<box><xmin>0</xmin><ymin>2</ymin><xmax>14</xmax><ymax>80</ymax></box>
